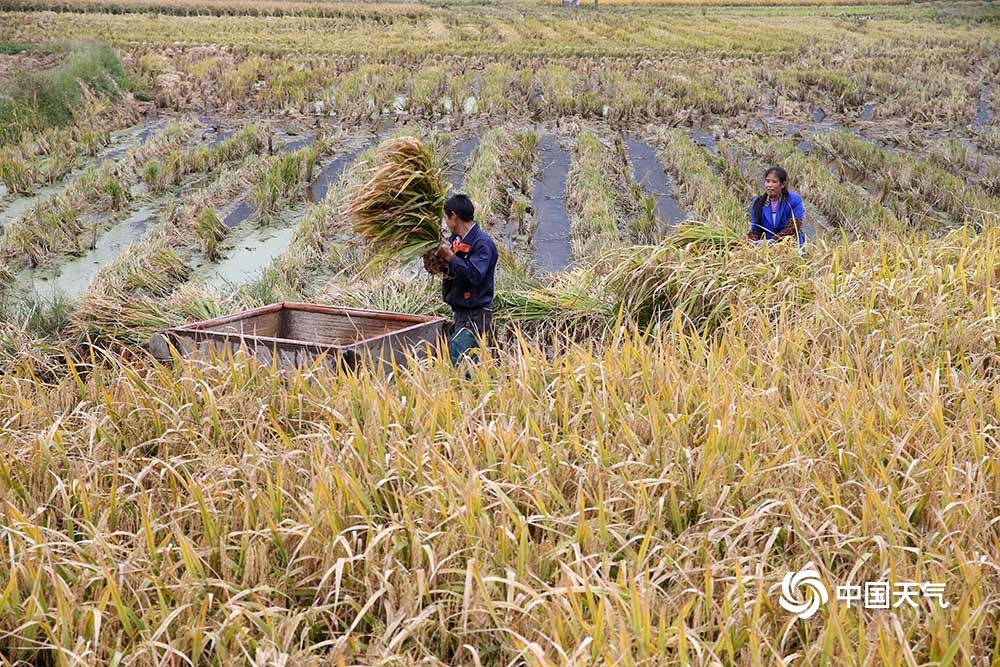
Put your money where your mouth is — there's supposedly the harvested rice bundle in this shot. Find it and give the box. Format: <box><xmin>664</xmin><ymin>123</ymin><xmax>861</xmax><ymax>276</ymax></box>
<box><xmin>669</xmin><ymin>221</ymin><xmax>743</xmax><ymax>249</ymax></box>
<box><xmin>194</xmin><ymin>208</ymin><xmax>227</xmax><ymax>261</ymax></box>
<box><xmin>90</xmin><ymin>241</ymin><xmax>192</xmax><ymax>298</ymax></box>
<box><xmin>422</xmin><ymin>252</ymin><xmax>449</xmax><ymax>275</ymax></box>
<box><xmin>496</xmin><ymin>270</ymin><xmax>613</xmax><ymax>337</ymax></box>
<box><xmin>71</xmin><ymin>283</ymin><xmax>220</xmax><ymax>345</ymax></box>
<box><xmin>344</xmin><ymin>136</ymin><xmax>447</xmax><ymax>270</ymax></box>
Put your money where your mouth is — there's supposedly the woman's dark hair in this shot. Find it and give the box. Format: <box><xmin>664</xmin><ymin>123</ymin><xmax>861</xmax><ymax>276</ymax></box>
<box><xmin>444</xmin><ymin>193</ymin><xmax>475</xmax><ymax>222</ymax></box>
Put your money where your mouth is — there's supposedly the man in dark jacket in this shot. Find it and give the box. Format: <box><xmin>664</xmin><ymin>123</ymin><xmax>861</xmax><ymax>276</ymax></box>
<box><xmin>432</xmin><ymin>194</ymin><xmax>498</xmax><ymax>365</ymax></box>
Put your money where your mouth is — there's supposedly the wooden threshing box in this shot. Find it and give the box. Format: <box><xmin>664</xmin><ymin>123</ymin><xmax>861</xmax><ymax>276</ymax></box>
<box><xmin>149</xmin><ymin>302</ymin><xmax>449</xmax><ymax>370</ymax></box>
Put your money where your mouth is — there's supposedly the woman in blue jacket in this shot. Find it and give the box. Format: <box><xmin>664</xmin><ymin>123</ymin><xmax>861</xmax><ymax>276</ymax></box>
<box><xmin>748</xmin><ymin>166</ymin><xmax>805</xmax><ymax>249</ymax></box>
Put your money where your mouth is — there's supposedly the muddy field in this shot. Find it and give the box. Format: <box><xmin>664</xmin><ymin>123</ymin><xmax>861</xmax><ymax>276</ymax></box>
<box><xmin>1</xmin><ymin>2</ymin><xmax>998</xmax><ymax>334</ymax></box>
<box><xmin>1</xmin><ymin>102</ymin><xmax>997</xmax><ymax>312</ymax></box>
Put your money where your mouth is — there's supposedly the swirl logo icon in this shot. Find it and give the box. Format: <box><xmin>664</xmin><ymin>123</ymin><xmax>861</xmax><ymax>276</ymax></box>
<box><xmin>779</xmin><ymin>563</ymin><xmax>829</xmax><ymax>619</ymax></box>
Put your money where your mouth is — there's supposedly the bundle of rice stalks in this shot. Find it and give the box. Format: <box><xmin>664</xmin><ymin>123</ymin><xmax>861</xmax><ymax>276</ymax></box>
<box><xmin>421</xmin><ymin>251</ymin><xmax>448</xmax><ymax>275</ymax></box>
<box><xmin>2</xmin><ymin>196</ymin><xmax>85</xmax><ymax>267</ymax></box>
<box><xmin>328</xmin><ymin>272</ymin><xmax>445</xmax><ymax>315</ymax></box>
<box><xmin>602</xmin><ymin>239</ymin><xmax>812</xmax><ymax>332</ymax></box>
<box><xmin>194</xmin><ymin>208</ymin><xmax>227</xmax><ymax>261</ymax></box>
<box><xmin>90</xmin><ymin>241</ymin><xmax>192</xmax><ymax>298</ymax></box>
<box><xmin>668</xmin><ymin>221</ymin><xmax>743</xmax><ymax>250</ymax></box>
<box><xmin>344</xmin><ymin>136</ymin><xmax>447</xmax><ymax>268</ymax></box>
<box><xmin>251</xmin><ymin>144</ymin><xmax>322</xmax><ymax>221</ymax></box>
<box><xmin>496</xmin><ymin>270</ymin><xmax>613</xmax><ymax>337</ymax></box>
<box><xmin>122</xmin><ymin>246</ymin><xmax>193</xmax><ymax>297</ymax></box>
<box><xmin>71</xmin><ymin>285</ymin><xmax>221</xmax><ymax>346</ymax></box>
<box><xmin>0</xmin><ymin>148</ymin><xmax>36</xmax><ymax>194</ymax></box>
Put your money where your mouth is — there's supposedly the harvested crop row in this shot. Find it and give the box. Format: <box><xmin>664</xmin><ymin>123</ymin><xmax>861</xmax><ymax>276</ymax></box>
<box><xmin>140</xmin><ymin>122</ymin><xmax>269</xmax><ymax>193</ymax></box>
<box><xmin>1</xmin><ymin>0</ymin><xmax>427</xmax><ymax>18</ymax></box>
<box><xmin>652</xmin><ymin>129</ymin><xmax>744</xmax><ymax>232</ymax></box>
<box><xmin>0</xmin><ymin>95</ymin><xmax>142</xmax><ymax>196</ymax></box>
<box><xmin>565</xmin><ymin>129</ymin><xmax>634</xmax><ymax>260</ymax></box>
<box><xmin>813</xmin><ymin>130</ymin><xmax>1000</xmax><ymax>230</ymax></box>
<box><xmin>65</xmin><ymin>141</ymin><xmax>334</xmax><ymax>343</ymax></box>
<box><xmin>0</xmin><ymin>120</ymin><xmax>204</xmax><ymax>271</ymax></box>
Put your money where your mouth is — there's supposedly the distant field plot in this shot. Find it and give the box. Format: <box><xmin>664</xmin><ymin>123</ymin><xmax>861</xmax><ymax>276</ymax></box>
<box><xmin>0</xmin><ymin>0</ymin><xmax>426</xmax><ymax>16</ymax></box>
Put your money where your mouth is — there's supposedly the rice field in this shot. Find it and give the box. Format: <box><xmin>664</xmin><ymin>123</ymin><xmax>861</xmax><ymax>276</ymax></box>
<box><xmin>1</xmin><ymin>0</ymin><xmax>999</xmax><ymax>664</ymax></box>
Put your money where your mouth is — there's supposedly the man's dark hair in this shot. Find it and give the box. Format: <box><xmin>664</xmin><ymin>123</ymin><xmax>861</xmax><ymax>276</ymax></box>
<box><xmin>444</xmin><ymin>194</ymin><xmax>475</xmax><ymax>222</ymax></box>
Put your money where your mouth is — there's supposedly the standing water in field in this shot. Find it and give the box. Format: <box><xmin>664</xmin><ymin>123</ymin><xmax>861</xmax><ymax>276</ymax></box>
<box><xmin>975</xmin><ymin>85</ymin><xmax>994</xmax><ymax>128</ymax></box>
<box><xmin>529</xmin><ymin>133</ymin><xmax>572</xmax><ymax>273</ymax></box>
<box><xmin>194</xmin><ymin>114</ymin><xmax>234</xmax><ymax>148</ymax></box>
<box><xmin>308</xmin><ymin>147</ymin><xmax>364</xmax><ymax>203</ymax></box>
<box><xmin>0</xmin><ymin>118</ymin><xmax>168</xmax><ymax>227</ymax></box>
<box><xmin>198</xmin><ymin>223</ymin><xmax>298</xmax><ymax>290</ymax></box>
<box><xmin>690</xmin><ymin>127</ymin><xmax>719</xmax><ymax>156</ymax></box>
<box><xmin>0</xmin><ymin>182</ymin><xmax>64</xmax><ymax>230</ymax></box>
<box><xmin>447</xmin><ymin>136</ymin><xmax>481</xmax><ymax>192</ymax></box>
<box><xmin>203</xmin><ymin>144</ymin><xmax>376</xmax><ymax>288</ymax></box>
<box><xmin>624</xmin><ymin>136</ymin><xmax>687</xmax><ymax>230</ymax></box>
<box><xmin>279</xmin><ymin>133</ymin><xmax>317</xmax><ymax>153</ymax></box>
<box><xmin>101</xmin><ymin>118</ymin><xmax>170</xmax><ymax>162</ymax></box>
<box><xmin>24</xmin><ymin>205</ymin><xmax>158</xmax><ymax>301</ymax></box>
<box><xmin>222</xmin><ymin>200</ymin><xmax>255</xmax><ymax>228</ymax></box>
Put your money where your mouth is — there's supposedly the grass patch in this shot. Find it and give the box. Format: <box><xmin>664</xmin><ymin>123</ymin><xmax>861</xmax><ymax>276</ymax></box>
<box><xmin>0</xmin><ymin>43</ymin><xmax>131</xmax><ymax>145</ymax></box>
<box><xmin>0</xmin><ymin>41</ymin><xmax>32</xmax><ymax>55</ymax></box>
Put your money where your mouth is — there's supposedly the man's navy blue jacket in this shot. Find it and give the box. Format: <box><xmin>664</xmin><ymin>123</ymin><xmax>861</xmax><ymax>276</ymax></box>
<box><xmin>443</xmin><ymin>222</ymin><xmax>498</xmax><ymax>311</ymax></box>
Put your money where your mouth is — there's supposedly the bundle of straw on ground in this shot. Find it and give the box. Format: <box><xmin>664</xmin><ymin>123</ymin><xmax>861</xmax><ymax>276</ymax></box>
<box><xmin>495</xmin><ymin>270</ymin><xmax>613</xmax><ymax>338</ymax></box>
<box><xmin>667</xmin><ymin>220</ymin><xmax>744</xmax><ymax>250</ymax></box>
<box><xmin>324</xmin><ymin>271</ymin><xmax>446</xmax><ymax>315</ymax></box>
<box><xmin>344</xmin><ymin>136</ymin><xmax>447</xmax><ymax>268</ymax></box>
<box><xmin>0</xmin><ymin>147</ymin><xmax>37</xmax><ymax>195</ymax></box>
<box><xmin>70</xmin><ymin>283</ymin><xmax>221</xmax><ymax>345</ymax></box>
<box><xmin>598</xmin><ymin>234</ymin><xmax>811</xmax><ymax>334</ymax></box>
<box><xmin>496</xmin><ymin>232</ymin><xmax>806</xmax><ymax>340</ymax></box>
<box><xmin>194</xmin><ymin>207</ymin><xmax>227</xmax><ymax>260</ymax></box>
<box><xmin>69</xmin><ymin>239</ymin><xmax>200</xmax><ymax>343</ymax></box>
